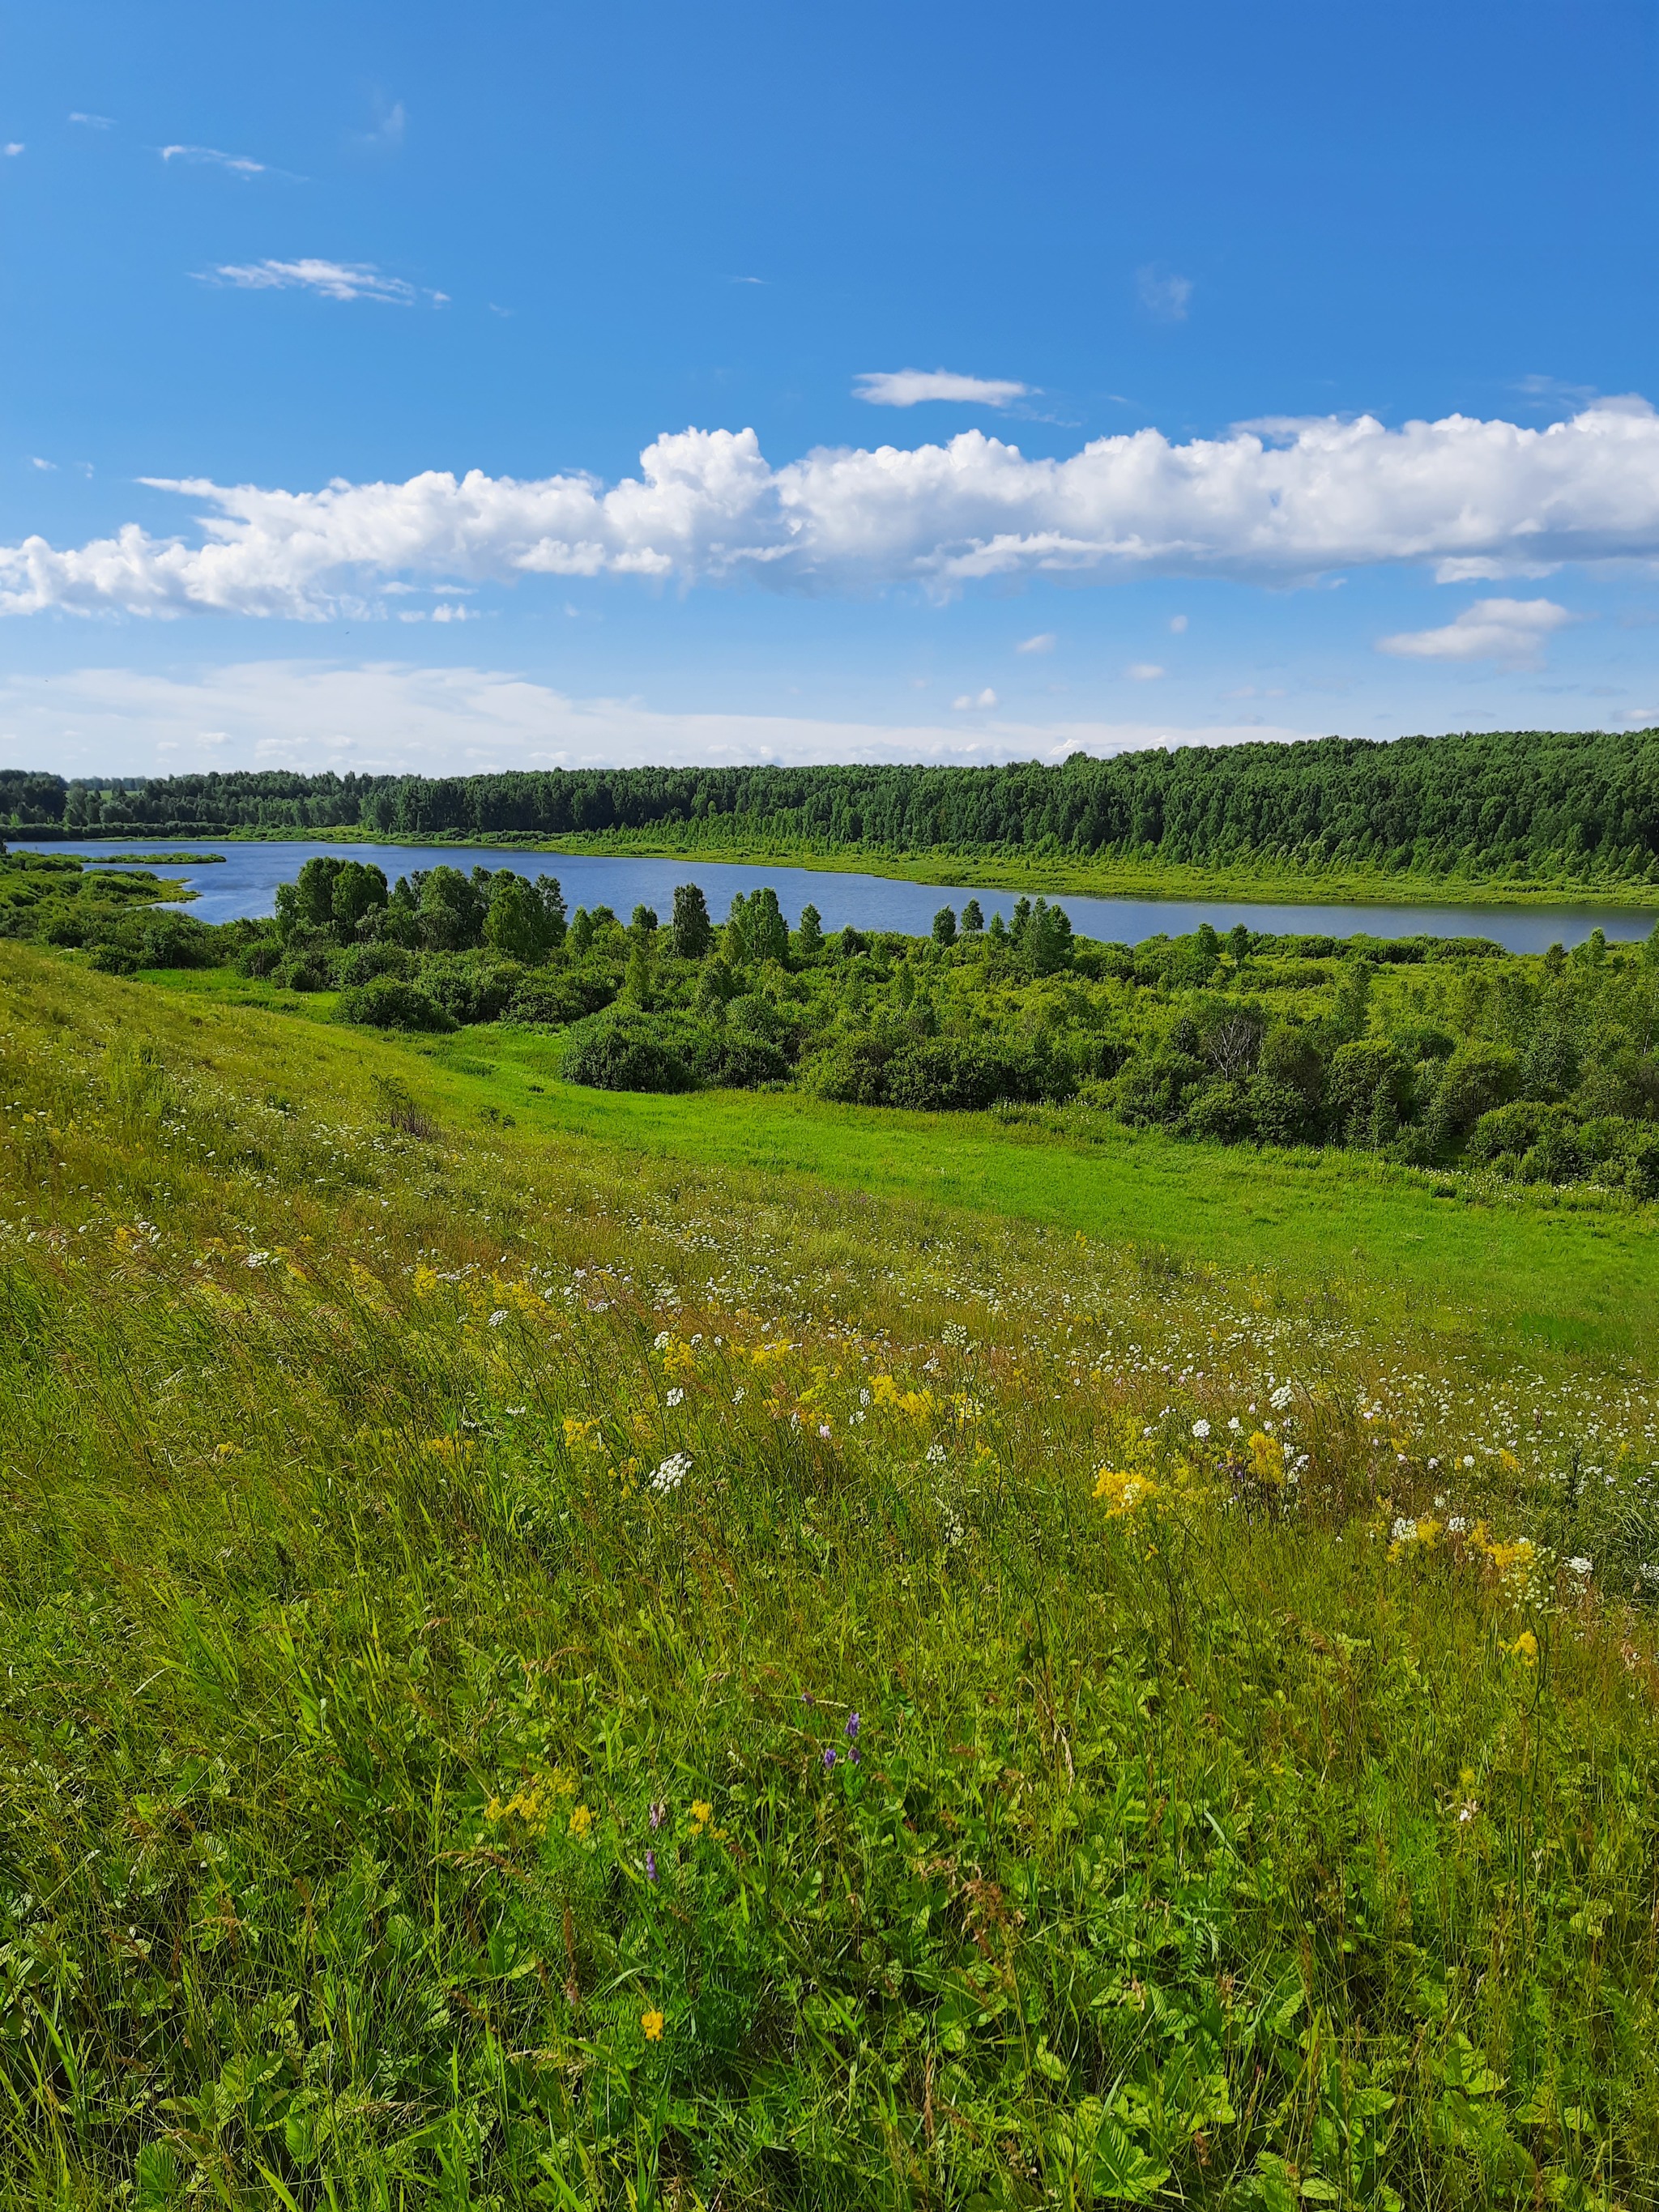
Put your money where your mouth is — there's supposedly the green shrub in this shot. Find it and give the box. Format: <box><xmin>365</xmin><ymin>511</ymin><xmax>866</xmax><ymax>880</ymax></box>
<box><xmin>561</xmin><ymin>1011</ymin><xmax>699</xmax><ymax>1093</ymax></box>
<box><xmin>335</xmin><ymin>978</ymin><xmax>455</xmax><ymax>1032</ymax></box>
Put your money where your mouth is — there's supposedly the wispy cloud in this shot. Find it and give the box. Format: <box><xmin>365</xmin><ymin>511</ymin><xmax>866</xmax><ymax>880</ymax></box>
<box><xmin>0</xmin><ymin>659</ymin><xmax>1326</xmax><ymax>777</ymax></box>
<box><xmin>727</xmin><ymin>275</ymin><xmax>766</xmax><ymax>286</ymax></box>
<box><xmin>160</xmin><ymin>143</ymin><xmax>271</xmax><ymax>177</ymax></box>
<box><xmin>356</xmin><ymin>99</ymin><xmax>406</xmax><ymax>151</ymax></box>
<box><xmin>1137</xmin><ymin>265</ymin><xmax>1192</xmax><ymax>322</ymax></box>
<box><xmin>28</xmin><ymin>457</ymin><xmax>54</xmax><ymax>471</ymax></box>
<box><xmin>1016</xmin><ymin>632</ymin><xmax>1056</xmax><ymax>654</ymax></box>
<box><xmin>68</xmin><ymin>112</ymin><xmax>114</xmax><ymax>130</ymax></box>
<box><xmin>5</xmin><ymin>404</ymin><xmax>1658</xmax><ymax>620</ymax></box>
<box><xmin>1127</xmin><ymin>662</ymin><xmax>1166</xmax><ymax>681</ymax></box>
<box><xmin>3</xmin><ymin>143</ymin><xmax>22</xmax><ymax>158</ymax></box>
<box><xmin>1376</xmin><ymin>596</ymin><xmax>1574</xmax><ymax>667</ymax></box>
<box><xmin>1167</xmin><ymin>613</ymin><xmax>1188</xmax><ymax>633</ymax></box>
<box><xmin>197</xmin><ymin>258</ymin><xmax>446</xmax><ymax>305</ymax></box>
<box><xmin>855</xmin><ymin>368</ymin><xmax>1030</xmax><ymax>408</ymax></box>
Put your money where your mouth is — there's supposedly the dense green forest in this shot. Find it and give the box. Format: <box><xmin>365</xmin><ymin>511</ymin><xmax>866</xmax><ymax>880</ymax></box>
<box><xmin>6</xmin><ymin>723</ymin><xmax>1659</xmax><ymax>883</ymax></box>
<box><xmin>10</xmin><ymin>842</ymin><xmax>1659</xmax><ymax>1196</ymax></box>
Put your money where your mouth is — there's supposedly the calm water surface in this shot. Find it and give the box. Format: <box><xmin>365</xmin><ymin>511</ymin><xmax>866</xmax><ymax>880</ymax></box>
<box><xmin>15</xmin><ymin>837</ymin><xmax>1657</xmax><ymax>954</ymax></box>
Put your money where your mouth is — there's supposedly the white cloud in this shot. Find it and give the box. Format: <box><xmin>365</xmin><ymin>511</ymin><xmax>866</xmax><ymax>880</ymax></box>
<box><xmin>356</xmin><ymin>100</ymin><xmax>406</xmax><ymax>150</ymax></box>
<box><xmin>10</xmin><ymin>403</ymin><xmax>1659</xmax><ymax>619</ymax></box>
<box><xmin>161</xmin><ymin>143</ymin><xmax>268</xmax><ymax>177</ymax></box>
<box><xmin>1137</xmin><ymin>266</ymin><xmax>1192</xmax><ymax>322</ymax></box>
<box><xmin>855</xmin><ymin>369</ymin><xmax>1030</xmax><ymax>408</ymax></box>
<box><xmin>68</xmin><ymin>112</ymin><xmax>114</xmax><ymax>129</ymax></box>
<box><xmin>196</xmin><ymin>258</ymin><xmax>445</xmax><ymax>305</ymax></box>
<box><xmin>1015</xmin><ymin>631</ymin><xmax>1056</xmax><ymax>654</ymax></box>
<box><xmin>1126</xmin><ymin>663</ymin><xmax>1165</xmax><ymax>682</ymax></box>
<box><xmin>4</xmin><ymin>143</ymin><xmax>23</xmax><ymax>158</ymax></box>
<box><xmin>29</xmin><ymin>457</ymin><xmax>53</xmax><ymax>471</ymax></box>
<box><xmin>952</xmin><ymin>688</ymin><xmax>1000</xmax><ymax>710</ymax></box>
<box><xmin>1376</xmin><ymin>596</ymin><xmax>1574</xmax><ymax>667</ymax></box>
<box><xmin>0</xmin><ymin>659</ymin><xmax>1324</xmax><ymax>776</ymax></box>
<box><xmin>1167</xmin><ymin>613</ymin><xmax>1188</xmax><ymax>633</ymax></box>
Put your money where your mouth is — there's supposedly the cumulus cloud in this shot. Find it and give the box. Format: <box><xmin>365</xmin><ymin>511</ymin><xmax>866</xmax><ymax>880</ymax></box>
<box><xmin>29</xmin><ymin>457</ymin><xmax>53</xmax><ymax>471</ymax></box>
<box><xmin>7</xmin><ymin>403</ymin><xmax>1659</xmax><ymax>619</ymax></box>
<box><xmin>197</xmin><ymin>258</ymin><xmax>445</xmax><ymax>305</ymax></box>
<box><xmin>1376</xmin><ymin>596</ymin><xmax>1574</xmax><ymax>667</ymax></box>
<box><xmin>854</xmin><ymin>369</ymin><xmax>1030</xmax><ymax>408</ymax></box>
<box><xmin>952</xmin><ymin>688</ymin><xmax>1000</xmax><ymax>710</ymax></box>
<box><xmin>1016</xmin><ymin>632</ymin><xmax>1056</xmax><ymax>654</ymax></box>
<box><xmin>0</xmin><ymin>659</ymin><xmax>1324</xmax><ymax>776</ymax></box>
<box><xmin>161</xmin><ymin>143</ymin><xmax>269</xmax><ymax>177</ymax></box>
<box><xmin>1137</xmin><ymin>266</ymin><xmax>1192</xmax><ymax>322</ymax></box>
<box><xmin>4</xmin><ymin>143</ymin><xmax>23</xmax><ymax>158</ymax></box>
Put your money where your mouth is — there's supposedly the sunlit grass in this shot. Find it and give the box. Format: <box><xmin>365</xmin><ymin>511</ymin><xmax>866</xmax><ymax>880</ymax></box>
<box><xmin>3</xmin><ymin>942</ymin><xmax>1659</xmax><ymax>2209</ymax></box>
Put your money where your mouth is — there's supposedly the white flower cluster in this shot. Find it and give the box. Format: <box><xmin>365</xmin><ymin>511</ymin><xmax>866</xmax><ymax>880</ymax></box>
<box><xmin>650</xmin><ymin>1451</ymin><xmax>693</xmax><ymax>1497</ymax></box>
<box><xmin>1269</xmin><ymin>1382</ymin><xmax>1295</xmax><ymax>1412</ymax></box>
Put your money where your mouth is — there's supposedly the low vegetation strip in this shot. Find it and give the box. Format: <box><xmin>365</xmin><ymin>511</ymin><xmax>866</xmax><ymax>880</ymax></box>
<box><xmin>13</xmin><ymin>843</ymin><xmax>1657</xmax><ymax>1204</ymax></box>
<box><xmin>2</xmin><ymin>944</ymin><xmax>1658</xmax><ymax>2206</ymax></box>
<box><xmin>7</xmin><ymin>727</ymin><xmax>1659</xmax><ymax>890</ymax></box>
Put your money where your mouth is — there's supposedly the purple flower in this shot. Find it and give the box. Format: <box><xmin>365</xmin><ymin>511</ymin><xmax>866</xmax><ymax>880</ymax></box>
<box><xmin>846</xmin><ymin>1712</ymin><xmax>860</xmax><ymax>1741</ymax></box>
<box><xmin>848</xmin><ymin>1747</ymin><xmax>861</xmax><ymax>1766</ymax></box>
<box><xmin>822</xmin><ymin>1747</ymin><xmax>838</xmax><ymax>1770</ymax></box>
<box><xmin>648</xmin><ymin>1800</ymin><xmax>664</xmax><ymax>1831</ymax></box>
<box><xmin>645</xmin><ymin>1850</ymin><xmax>658</xmax><ymax>1885</ymax></box>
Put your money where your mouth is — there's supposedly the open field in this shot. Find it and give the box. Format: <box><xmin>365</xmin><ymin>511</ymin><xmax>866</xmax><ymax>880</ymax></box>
<box><xmin>147</xmin><ymin>965</ymin><xmax>1659</xmax><ymax>1368</ymax></box>
<box><xmin>6</xmin><ymin>940</ymin><xmax>1659</xmax><ymax>2207</ymax></box>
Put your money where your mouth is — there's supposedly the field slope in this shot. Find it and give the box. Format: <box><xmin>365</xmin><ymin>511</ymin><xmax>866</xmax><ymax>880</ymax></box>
<box><xmin>3</xmin><ymin>942</ymin><xmax>1659</xmax><ymax>2210</ymax></box>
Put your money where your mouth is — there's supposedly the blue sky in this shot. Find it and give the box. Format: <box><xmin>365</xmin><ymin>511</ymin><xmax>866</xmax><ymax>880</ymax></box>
<box><xmin>3</xmin><ymin>0</ymin><xmax>1658</xmax><ymax>776</ymax></box>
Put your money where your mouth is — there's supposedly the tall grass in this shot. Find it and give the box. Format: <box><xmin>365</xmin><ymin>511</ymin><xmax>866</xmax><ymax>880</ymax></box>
<box><xmin>2</xmin><ymin>943</ymin><xmax>1658</xmax><ymax>2210</ymax></box>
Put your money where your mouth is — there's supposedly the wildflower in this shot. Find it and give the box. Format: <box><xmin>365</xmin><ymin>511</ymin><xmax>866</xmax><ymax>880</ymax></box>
<box><xmin>1095</xmin><ymin>1468</ymin><xmax>1158</xmax><ymax>1516</ymax></box>
<box><xmin>822</xmin><ymin>1747</ymin><xmax>838</xmax><ymax>1770</ymax></box>
<box><xmin>1567</xmin><ymin>1555</ymin><xmax>1593</xmax><ymax>1578</ymax></box>
<box><xmin>569</xmin><ymin>1804</ymin><xmax>594</xmax><ymax>1838</ymax></box>
<box><xmin>1269</xmin><ymin>1382</ymin><xmax>1294</xmax><ymax>1412</ymax></box>
<box><xmin>486</xmin><ymin>1309</ymin><xmax>508</xmax><ymax>1328</ymax></box>
<box><xmin>649</xmin><ymin>1799</ymin><xmax>665</xmax><ymax>1831</ymax></box>
<box><xmin>665</xmin><ymin>1387</ymin><xmax>684</xmax><ymax>1407</ymax></box>
<box><xmin>846</xmin><ymin>1711</ymin><xmax>860</xmax><ymax>1741</ymax></box>
<box><xmin>690</xmin><ymin>1799</ymin><xmax>712</xmax><ymax>1826</ymax></box>
<box><xmin>645</xmin><ymin>1849</ymin><xmax>659</xmax><ymax>1885</ymax></box>
<box><xmin>650</xmin><ymin>1451</ymin><xmax>692</xmax><ymax>1496</ymax></box>
<box><xmin>819</xmin><ymin>1422</ymin><xmax>831</xmax><ymax>1438</ymax></box>
<box><xmin>1227</xmin><ymin>1417</ymin><xmax>1242</xmax><ymax>1433</ymax></box>
<box><xmin>1504</xmin><ymin>1630</ymin><xmax>1539</xmax><ymax>1664</ymax></box>
<box><xmin>1447</xmin><ymin>1515</ymin><xmax>1469</xmax><ymax>1534</ymax></box>
<box><xmin>642</xmin><ymin>2010</ymin><xmax>664</xmax><ymax>2041</ymax></box>
<box><xmin>653</xmin><ymin>1330</ymin><xmax>671</xmax><ymax>1349</ymax></box>
<box><xmin>1192</xmin><ymin>1419</ymin><xmax>1211</xmax><ymax>1440</ymax></box>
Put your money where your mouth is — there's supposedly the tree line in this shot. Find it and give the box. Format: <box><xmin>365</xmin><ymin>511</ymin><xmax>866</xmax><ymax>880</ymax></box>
<box><xmin>6</xmin><ymin>725</ymin><xmax>1659</xmax><ymax>880</ymax></box>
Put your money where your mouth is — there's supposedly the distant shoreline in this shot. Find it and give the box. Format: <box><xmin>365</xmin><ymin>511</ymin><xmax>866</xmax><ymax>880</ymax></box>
<box><xmin>17</xmin><ymin>825</ymin><xmax>1659</xmax><ymax>912</ymax></box>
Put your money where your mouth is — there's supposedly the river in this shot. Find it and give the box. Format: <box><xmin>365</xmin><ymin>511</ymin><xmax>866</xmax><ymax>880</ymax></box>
<box><xmin>12</xmin><ymin>837</ymin><xmax>1657</xmax><ymax>953</ymax></box>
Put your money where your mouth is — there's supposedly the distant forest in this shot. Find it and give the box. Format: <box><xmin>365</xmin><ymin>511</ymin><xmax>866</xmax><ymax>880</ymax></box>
<box><xmin>6</xmin><ymin>727</ymin><xmax>1659</xmax><ymax>883</ymax></box>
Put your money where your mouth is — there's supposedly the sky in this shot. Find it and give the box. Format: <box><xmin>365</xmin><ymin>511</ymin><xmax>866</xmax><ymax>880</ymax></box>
<box><xmin>2</xmin><ymin>0</ymin><xmax>1658</xmax><ymax>778</ymax></box>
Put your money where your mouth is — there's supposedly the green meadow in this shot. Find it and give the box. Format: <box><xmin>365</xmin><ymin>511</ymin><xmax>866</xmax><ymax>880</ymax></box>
<box><xmin>5</xmin><ymin>940</ymin><xmax>1659</xmax><ymax>2210</ymax></box>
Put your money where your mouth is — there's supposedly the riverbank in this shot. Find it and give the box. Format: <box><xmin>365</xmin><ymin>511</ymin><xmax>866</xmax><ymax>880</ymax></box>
<box><xmin>21</xmin><ymin>823</ymin><xmax>1659</xmax><ymax>909</ymax></box>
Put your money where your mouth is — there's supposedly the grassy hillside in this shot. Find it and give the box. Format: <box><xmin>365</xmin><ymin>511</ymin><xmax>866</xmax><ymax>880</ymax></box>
<box><xmin>4</xmin><ymin>942</ymin><xmax>1659</xmax><ymax>2208</ymax></box>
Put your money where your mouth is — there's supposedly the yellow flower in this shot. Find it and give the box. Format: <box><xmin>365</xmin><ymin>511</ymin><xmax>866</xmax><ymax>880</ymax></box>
<box><xmin>1504</xmin><ymin>1630</ymin><xmax>1538</xmax><ymax>1664</ymax></box>
<box><xmin>690</xmin><ymin>1799</ymin><xmax>712</xmax><ymax>1827</ymax></box>
<box><xmin>568</xmin><ymin>1803</ymin><xmax>594</xmax><ymax>1837</ymax></box>
<box><xmin>641</xmin><ymin>2009</ymin><xmax>664</xmax><ymax>2041</ymax></box>
<box><xmin>1247</xmin><ymin>1432</ymin><xmax>1283</xmax><ymax>1484</ymax></box>
<box><xmin>1093</xmin><ymin>1468</ymin><xmax>1158</xmax><ymax>1517</ymax></box>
